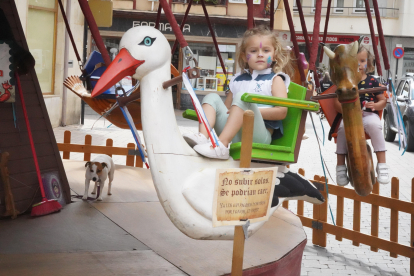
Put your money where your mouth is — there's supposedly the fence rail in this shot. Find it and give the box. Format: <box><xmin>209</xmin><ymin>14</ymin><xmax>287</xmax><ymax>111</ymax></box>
<box><xmin>57</xmin><ymin>130</ymin><xmax>143</xmax><ymax>167</ymax></box>
<box><xmin>284</xmin><ymin>169</ymin><xmax>414</xmax><ymax>276</ymax></box>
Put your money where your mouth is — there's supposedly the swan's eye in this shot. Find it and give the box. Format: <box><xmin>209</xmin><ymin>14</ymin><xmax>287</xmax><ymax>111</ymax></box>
<box><xmin>139</xmin><ymin>36</ymin><xmax>156</xmax><ymax>46</ymax></box>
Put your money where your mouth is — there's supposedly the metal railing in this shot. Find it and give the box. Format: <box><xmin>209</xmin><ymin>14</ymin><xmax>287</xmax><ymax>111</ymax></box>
<box><xmin>293</xmin><ymin>6</ymin><xmax>399</xmax><ymax>18</ymax></box>
<box><xmin>172</xmin><ymin>0</ymin><xmax>228</xmax><ymax>6</ymax></box>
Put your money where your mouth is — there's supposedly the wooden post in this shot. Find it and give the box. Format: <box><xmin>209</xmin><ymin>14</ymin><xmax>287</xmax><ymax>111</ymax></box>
<box><xmin>336</xmin><ymin>191</ymin><xmax>344</xmax><ymax>241</ymax></box>
<box><xmin>319</xmin><ymin>176</ymin><xmax>328</xmax><ymax>247</ymax></box>
<box><xmin>371</xmin><ymin>181</ymin><xmax>380</xmax><ymax>251</ymax></box>
<box><xmin>106</xmin><ymin>139</ymin><xmax>113</xmax><ymax>157</ymax></box>
<box><xmin>135</xmin><ymin>146</ymin><xmax>143</xmax><ymax>168</ymax></box>
<box><xmin>312</xmin><ymin>175</ymin><xmax>321</xmax><ymax>246</ymax></box>
<box><xmin>353</xmin><ymin>199</ymin><xmax>361</xmax><ymax>246</ymax></box>
<box><xmin>282</xmin><ymin>201</ymin><xmax>289</xmax><ymax>209</ymax></box>
<box><xmin>126</xmin><ymin>143</ymin><xmax>135</xmax><ymax>167</ymax></box>
<box><xmin>84</xmin><ymin>135</ymin><xmax>92</xmax><ymax>161</ymax></box>
<box><xmin>411</xmin><ymin>178</ymin><xmax>414</xmax><ymax>276</ymax></box>
<box><xmin>63</xmin><ymin>130</ymin><xmax>71</xmax><ymax>159</ymax></box>
<box><xmin>231</xmin><ymin>110</ymin><xmax>254</xmax><ymax>276</ymax></box>
<box><xmin>390</xmin><ymin>177</ymin><xmax>399</xmax><ymax>258</ymax></box>
<box><xmin>297</xmin><ymin>169</ymin><xmax>305</xmax><ymax>216</ymax></box>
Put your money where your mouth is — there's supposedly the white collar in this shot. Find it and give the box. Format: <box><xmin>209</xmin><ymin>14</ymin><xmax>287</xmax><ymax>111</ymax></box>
<box><xmin>244</xmin><ymin>68</ymin><xmax>272</xmax><ymax>79</ymax></box>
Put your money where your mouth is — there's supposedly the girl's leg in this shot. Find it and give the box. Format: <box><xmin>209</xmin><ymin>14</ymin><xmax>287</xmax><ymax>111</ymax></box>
<box><xmin>223</xmin><ymin>92</ymin><xmax>271</xmax><ymax>146</ymax></box>
<box><xmin>337</xmin><ymin>154</ymin><xmax>346</xmax><ymax>166</ymax></box>
<box><xmin>199</xmin><ymin>103</ymin><xmax>217</xmax><ymax>138</ymax></box>
<box><xmin>362</xmin><ymin>112</ymin><xmax>389</xmax><ymax>184</ymax></box>
<box><xmin>193</xmin><ymin>93</ymin><xmax>270</xmax><ymax>159</ymax></box>
<box><xmin>184</xmin><ymin>94</ymin><xmax>228</xmax><ymax>147</ymax></box>
<box><xmin>199</xmin><ymin>93</ymin><xmax>229</xmax><ymax>137</ymax></box>
<box><xmin>336</xmin><ymin>121</ymin><xmax>349</xmax><ymax>186</ymax></box>
<box><xmin>362</xmin><ymin>112</ymin><xmax>387</xmax><ymax>161</ymax></box>
<box><xmin>217</xmin><ymin>105</ymin><xmax>244</xmax><ymax>147</ymax></box>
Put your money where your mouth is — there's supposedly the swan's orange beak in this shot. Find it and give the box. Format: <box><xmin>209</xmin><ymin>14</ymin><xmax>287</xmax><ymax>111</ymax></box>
<box><xmin>91</xmin><ymin>48</ymin><xmax>144</xmax><ymax>97</ymax></box>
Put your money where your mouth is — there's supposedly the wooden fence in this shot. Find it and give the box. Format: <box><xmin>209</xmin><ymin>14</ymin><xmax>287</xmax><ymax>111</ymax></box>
<box><xmin>56</xmin><ymin>131</ymin><xmax>413</xmax><ymax>275</ymax></box>
<box><xmin>284</xmin><ymin>169</ymin><xmax>414</xmax><ymax>276</ymax></box>
<box><xmin>57</xmin><ymin>130</ymin><xmax>143</xmax><ymax>167</ymax></box>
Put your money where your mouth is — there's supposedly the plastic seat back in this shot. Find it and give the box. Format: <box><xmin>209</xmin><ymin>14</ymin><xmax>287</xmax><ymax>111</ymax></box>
<box><xmin>229</xmin><ymin>82</ymin><xmax>307</xmax><ymax>163</ymax></box>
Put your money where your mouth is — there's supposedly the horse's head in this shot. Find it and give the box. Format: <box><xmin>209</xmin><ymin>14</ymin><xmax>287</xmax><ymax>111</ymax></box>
<box><xmin>324</xmin><ymin>41</ymin><xmax>361</xmax><ymax>102</ymax></box>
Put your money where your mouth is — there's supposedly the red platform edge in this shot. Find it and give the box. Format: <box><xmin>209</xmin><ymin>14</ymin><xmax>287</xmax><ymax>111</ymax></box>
<box><xmin>222</xmin><ymin>239</ymin><xmax>307</xmax><ymax>276</ymax></box>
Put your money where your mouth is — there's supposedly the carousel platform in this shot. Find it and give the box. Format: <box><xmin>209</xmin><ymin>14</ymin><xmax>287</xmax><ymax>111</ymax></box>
<box><xmin>0</xmin><ymin>160</ymin><xmax>307</xmax><ymax>276</ymax></box>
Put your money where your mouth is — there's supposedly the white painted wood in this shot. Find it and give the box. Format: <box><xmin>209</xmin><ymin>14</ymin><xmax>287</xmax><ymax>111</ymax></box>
<box><xmin>108</xmin><ymin>26</ymin><xmax>285</xmax><ymax>240</ymax></box>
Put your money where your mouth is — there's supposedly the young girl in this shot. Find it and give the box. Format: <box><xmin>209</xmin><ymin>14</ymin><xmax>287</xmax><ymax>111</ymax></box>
<box><xmin>334</xmin><ymin>45</ymin><xmax>389</xmax><ymax>185</ymax></box>
<box><xmin>183</xmin><ymin>25</ymin><xmax>293</xmax><ymax>159</ymax></box>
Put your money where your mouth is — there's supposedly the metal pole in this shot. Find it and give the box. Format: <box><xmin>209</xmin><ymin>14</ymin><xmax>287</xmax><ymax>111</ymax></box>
<box><xmin>81</xmin><ymin>18</ymin><xmax>88</xmax><ymax>125</ymax></box>
<box><xmin>395</xmin><ymin>58</ymin><xmax>399</xmax><ymax>84</ymax></box>
<box><xmin>61</xmin><ymin>0</ymin><xmax>72</xmax><ymax>127</ymax></box>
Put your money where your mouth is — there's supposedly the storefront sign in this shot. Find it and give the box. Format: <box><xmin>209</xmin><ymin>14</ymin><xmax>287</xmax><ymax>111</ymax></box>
<box><xmin>213</xmin><ymin>167</ymin><xmax>277</xmax><ymax>227</ymax></box>
<box><xmin>229</xmin><ymin>0</ymin><xmax>261</xmax><ymax>4</ymax></box>
<box><xmin>133</xmin><ymin>21</ymin><xmax>191</xmax><ymax>33</ymax></box>
<box><xmin>101</xmin><ymin>17</ymin><xmax>247</xmax><ymax>38</ymax></box>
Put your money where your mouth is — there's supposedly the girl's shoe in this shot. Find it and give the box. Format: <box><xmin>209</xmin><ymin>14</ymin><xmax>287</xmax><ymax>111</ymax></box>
<box><xmin>183</xmin><ymin>132</ymin><xmax>208</xmax><ymax>148</ymax></box>
<box><xmin>376</xmin><ymin>163</ymin><xmax>390</xmax><ymax>184</ymax></box>
<box><xmin>194</xmin><ymin>141</ymin><xmax>230</xmax><ymax>160</ymax></box>
<box><xmin>336</xmin><ymin>165</ymin><xmax>349</xmax><ymax>186</ymax></box>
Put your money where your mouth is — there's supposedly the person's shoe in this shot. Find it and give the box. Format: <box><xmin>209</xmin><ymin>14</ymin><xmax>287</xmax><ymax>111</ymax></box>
<box><xmin>336</xmin><ymin>165</ymin><xmax>349</xmax><ymax>186</ymax></box>
<box><xmin>194</xmin><ymin>140</ymin><xmax>230</xmax><ymax>160</ymax></box>
<box><xmin>183</xmin><ymin>132</ymin><xmax>208</xmax><ymax>148</ymax></box>
<box><xmin>376</xmin><ymin>163</ymin><xmax>390</xmax><ymax>184</ymax></box>
<box><xmin>302</xmin><ymin>133</ymin><xmax>309</xmax><ymax>140</ymax></box>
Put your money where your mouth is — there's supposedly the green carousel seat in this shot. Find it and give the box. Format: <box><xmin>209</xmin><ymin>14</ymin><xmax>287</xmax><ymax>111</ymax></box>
<box><xmin>182</xmin><ymin>82</ymin><xmax>319</xmax><ymax>164</ymax></box>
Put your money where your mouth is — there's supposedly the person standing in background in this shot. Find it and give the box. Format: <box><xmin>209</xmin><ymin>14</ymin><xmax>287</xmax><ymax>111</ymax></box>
<box><xmin>320</xmin><ymin>72</ymin><xmax>333</xmax><ymax>93</ymax></box>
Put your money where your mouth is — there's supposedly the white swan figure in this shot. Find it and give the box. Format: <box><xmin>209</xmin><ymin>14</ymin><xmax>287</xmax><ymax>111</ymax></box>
<box><xmin>92</xmin><ymin>26</ymin><xmax>324</xmax><ymax>240</ymax></box>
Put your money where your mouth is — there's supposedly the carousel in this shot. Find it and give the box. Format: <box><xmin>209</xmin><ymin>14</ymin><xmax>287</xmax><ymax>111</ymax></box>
<box><xmin>0</xmin><ymin>0</ymin><xmax>399</xmax><ymax>275</ymax></box>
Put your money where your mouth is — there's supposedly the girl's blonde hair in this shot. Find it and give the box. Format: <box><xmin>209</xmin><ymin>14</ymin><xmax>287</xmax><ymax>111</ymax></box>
<box><xmin>358</xmin><ymin>45</ymin><xmax>375</xmax><ymax>73</ymax></box>
<box><xmin>236</xmin><ymin>25</ymin><xmax>294</xmax><ymax>77</ymax></box>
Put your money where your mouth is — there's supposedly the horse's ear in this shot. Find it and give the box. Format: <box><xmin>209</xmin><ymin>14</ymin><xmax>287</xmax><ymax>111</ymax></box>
<box><xmin>323</xmin><ymin>46</ymin><xmax>335</xmax><ymax>60</ymax></box>
<box><xmin>358</xmin><ymin>36</ymin><xmax>364</xmax><ymax>46</ymax></box>
<box><xmin>350</xmin><ymin>41</ymin><xmax>359</xmax><ymax>56</ymax></box>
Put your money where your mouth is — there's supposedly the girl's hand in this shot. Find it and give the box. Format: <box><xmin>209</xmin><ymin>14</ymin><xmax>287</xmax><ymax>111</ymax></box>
<box><xmin>365</xmin><ymin>101</ymin><xmax>376</xmax><ymax>111</ymax></box>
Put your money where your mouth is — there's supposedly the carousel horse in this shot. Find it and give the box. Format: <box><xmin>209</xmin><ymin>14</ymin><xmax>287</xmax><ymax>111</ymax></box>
<box><xmin>91</xmin><ymin>26</ymin><xmax>324</xmax><ymax>240</ymax></box>
<box><xmin>323</xmin><ymin>42</ymin><xmax>374</xmax><ymax>196</ymax></box>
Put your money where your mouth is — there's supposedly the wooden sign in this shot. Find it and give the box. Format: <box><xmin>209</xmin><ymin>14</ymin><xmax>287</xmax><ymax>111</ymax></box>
<box><xmin>213</xmin><ymin>167</ymin><xmax>277</xmax><ymax>227</ymax></box>
<box><xmin>0</xmin><ymin>41</ymin><xmax>15</xmax><ymax>103</ymax></box>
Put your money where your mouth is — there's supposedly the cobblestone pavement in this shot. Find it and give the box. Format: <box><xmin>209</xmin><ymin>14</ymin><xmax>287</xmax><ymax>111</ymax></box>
<box><xmin>53</xmin><ymin>106</ymin><xmax>412</xmax><ymax>276</ymax></box>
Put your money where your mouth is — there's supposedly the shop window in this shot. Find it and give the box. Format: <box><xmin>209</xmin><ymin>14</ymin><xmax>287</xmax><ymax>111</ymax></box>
<box><xmin>334</xmin><ymin>0</ymin><xmax>344</xmax><ymax>13</ymax></box>
<box><xmin>354</xmin><ymin>0</ymin><xmax>373</xmax><ymax>13</ymax></box>
<box><xmin>293</xmin><ymin>0</ymin><xmax>303</xmax><ymax>13</ymax></box>
<box><xmin>181</xmin><ymin>42</ymin><xmax>236</xmax><ymax>93</ymax></box>
<box><xmin>403</xmin><ymin>48</ymin><xmax>414</xmax><ymax>76</ymax></box>
<box><xmin>27</xmin><ymin>0</ymin><xmax>57</xmax><ymax>95</ymax></box>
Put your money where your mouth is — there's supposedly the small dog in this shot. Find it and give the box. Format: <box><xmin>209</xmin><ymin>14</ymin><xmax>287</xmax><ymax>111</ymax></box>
<box><xmin>84</xmin><ymin>154</ymin><xmax>115</xmax><ymax>201</ymax></box>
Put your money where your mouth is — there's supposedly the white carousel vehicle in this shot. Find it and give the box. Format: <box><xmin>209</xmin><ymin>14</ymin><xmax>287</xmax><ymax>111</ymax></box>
<box><xmin>92</xmin><ymin>26</ymin><xmax>323</xmax><ymax>240</ymax></box>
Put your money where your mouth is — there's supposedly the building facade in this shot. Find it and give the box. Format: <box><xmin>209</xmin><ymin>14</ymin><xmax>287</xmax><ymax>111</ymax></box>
<box><xmin>289</xmin><ymin>0</ymin><xmax>413</xmax><ymax>82</ymax></box>
<box><xmin>15</xmin><ymin>0</ymin><xmax>84</xmax><ymax>127</ymax></box>
<box><xmin>13</xmin><ymin>0</ymin><xmax>414</xmax><ymax>125</ymax></box>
